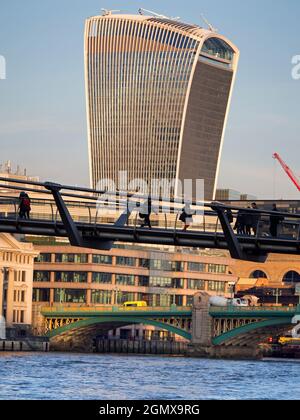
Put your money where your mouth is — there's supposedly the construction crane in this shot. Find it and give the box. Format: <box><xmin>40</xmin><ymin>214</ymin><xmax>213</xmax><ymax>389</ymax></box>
<box><xmin>273</xmin><ymin>153</ymin><xmax>300</xmax><ymax>192</ymax></box>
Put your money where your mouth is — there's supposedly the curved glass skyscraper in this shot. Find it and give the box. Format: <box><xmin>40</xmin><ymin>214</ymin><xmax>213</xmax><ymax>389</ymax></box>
<box><xmin>85</xmin><ymin>13</ymin><xmax>239</xmax><ymax>200</ymax></box>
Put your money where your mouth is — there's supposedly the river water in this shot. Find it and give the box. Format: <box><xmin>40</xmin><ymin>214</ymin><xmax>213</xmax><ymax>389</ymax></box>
<box><xmin>0</xmin><ymin>353</ymin><xmax>299</xmax><ymax>400</ymax></box>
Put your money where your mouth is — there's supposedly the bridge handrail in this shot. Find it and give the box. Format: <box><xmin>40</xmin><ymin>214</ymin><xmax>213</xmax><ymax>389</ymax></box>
<box><xmin>41</xmin><ymin>305</ymin><xmax>192</xmax><ymax>314</ymax></box>
<box><xmin>209</xmin><ymin>305</ymin><xmax>297</xmax><ymax>313</ymax></box>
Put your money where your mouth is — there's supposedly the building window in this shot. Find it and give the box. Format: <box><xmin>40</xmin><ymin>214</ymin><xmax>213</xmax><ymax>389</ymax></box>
<box><xmin>118</xmin><ymin>292</ymin><xmax>135</xmax><ymax>304</ymax></box>
<box><xmin>116</xmin><ymin>275</ymin><xmax>135</xmax><ymax>286</ymax></box>
<box><xmin>138</xmin><ymin>276</ymin><xmax>150</xmax><ymax>287</ymax></box>
<box><xmin>139</xmin><ymin>259</ymin><xmax>150</xmax><ymax>269</ymax></box>
<box><xmin>149</xmin><ymin>277</ymin><xmax>184</xmax><ymax>289</ymax></box>
<box><xmin>137</xmin><ymin>293</ymin><xmax>183</xmax><ymax>307</ymax></box>
<box><xmin>187</xmin><ymin>262</ymin><xmax>206</xmax><ymax>272</ymax></box>
<box><xmin>91</xmin><ymin>290</ymin><xmax>112</xmax><ymax>304</ymax></box>
<box><xmin>92</xmin><ymin>273</ymin><xmax>112</xmax><ymax>284</ymax></box>
<box><xmin>187</xmin><ymin>279</ymin><xmax>205</xmax><ymax>290</ymax></box>
<box><xmin>283</xmin><ymin>271</ymin><xmax>300</xmax><ymax>284</ymax></box>
<box><xmin>54</xmin><ymin>272</ymin><xmax>87</xmax><ymax>283</ymax></box>
<box><xmin>33</xmin><ymin>271</ymin><xmax>51</xmax><ymax>282</ymax></box>
<box><xmin>250</xmin><ymin>270</ymin><xmax>268</xmax><ymax>279</ymax></box>
<box><xmin>35</xmin><ymin>253</ymin><xmax>52</xmax><ymax>263</ymax></box>
<box><xmin>33</xmin><ymin>289</ymin><xmax>50</xmax><ymax>302</ymax></box>
<box><xmin>92</xmin><ymin>255</ymin><xmax>113</xmax><ymax>265</ymax></box>
<box><xmin>116</xmin><ymin>256</ymin><xmax>136</xmax><ymax>267</ymax></box>
<box><xmin>55</xmin><ymin>254</ymin><xmax>88</xmax><ymax>263</ymax></box>
<box><xmin>54</xmin><ymin>289</ymin><xmax>86</xmax><ymax>304</ymax></box>
<box><xmin>208</xmin><ymin>264</ymin><xmax>227</xmax><ymax>274</ymax></box>
<box><xmin>208</xmin><ymin>281</ymin><xmax>226</xmax><ymax>293</ymax></box>
<box><xmin>187</xmin><ymin>296</ymin><xmax>194</xmax><ymax>306</ymax></box>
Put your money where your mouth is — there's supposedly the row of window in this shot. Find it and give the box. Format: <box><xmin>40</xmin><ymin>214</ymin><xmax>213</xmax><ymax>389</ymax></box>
<box><xmin>33</xmin><ymin>271</ymin><xmax>226</xmax><ymax>291</ymax></box>
<box><xmin>1</xmin><ymin>253</ymin><xmax>31</xmax><ymax>265</ymax></box>
<box><xmin>250</xmin><ymin>270</ymin><xmax>300</xmax><ymax>284</ymax></box>
<box><xmin>33</xmin><ymin>288</ymin><xmax>192</xmax><ymax>306</ymax></box>
<box><xmin>35</xmin><ymin>253</ymin><xmax>228</xmax><ymax>274</ymax></box>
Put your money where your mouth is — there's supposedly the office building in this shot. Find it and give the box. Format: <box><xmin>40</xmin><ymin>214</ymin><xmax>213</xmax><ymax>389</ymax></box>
<box><xmin>85</xmin><ymin>12</ymin><xmax>239</xmax><ymax>200</ymax></box>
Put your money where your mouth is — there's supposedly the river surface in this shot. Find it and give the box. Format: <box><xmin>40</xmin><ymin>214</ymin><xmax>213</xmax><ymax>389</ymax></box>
<box><xmin>0</xmin><ymin>353</ymin><xmax>299</xmax><ymax>400</ymax></box>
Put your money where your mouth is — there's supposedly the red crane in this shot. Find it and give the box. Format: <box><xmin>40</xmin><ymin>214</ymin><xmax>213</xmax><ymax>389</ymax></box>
<box><xmin>273</xmin><ymin>153</ymin><xmax>300</xmax><ymax>192</ymax></box>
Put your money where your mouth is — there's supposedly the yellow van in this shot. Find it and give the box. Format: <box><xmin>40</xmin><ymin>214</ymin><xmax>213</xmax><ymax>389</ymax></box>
<box><xmin>123</xmin><ymin>301</ymin><xmax>148</xmax><ymax>308</ymax></box>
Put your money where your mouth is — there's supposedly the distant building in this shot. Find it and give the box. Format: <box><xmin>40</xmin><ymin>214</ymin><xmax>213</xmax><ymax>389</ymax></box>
<box><xmin>85</xmin><ymin>12</ymin><xmax>239</xmax><ymax>200</ymax></box>
<box><xmin>0</xmin><ymin>234</ymin><xmax>38</xmax><ymax>334</ymax></box>
<box><xmin>215</xmin><ymin>189</ymin><xmax>257</xmax><ymax>202</ymax></box>
<box><xmin>0</xmin><ymin>161</ymin><xmax>40</xmax><ymax>195</ymax></box>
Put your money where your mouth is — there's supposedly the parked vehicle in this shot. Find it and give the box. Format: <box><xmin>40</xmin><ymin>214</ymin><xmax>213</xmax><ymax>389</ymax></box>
<box><xmin>209</xmin><ymin>296</ymin><xmax>249</xmax><ymax>307</ymax></box>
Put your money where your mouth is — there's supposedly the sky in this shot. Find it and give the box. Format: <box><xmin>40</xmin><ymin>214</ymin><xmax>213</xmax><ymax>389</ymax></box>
<box><xmin>0</xmin><ymin>0</ymin><xmax>299</xmax><ymax>199</ymax></box>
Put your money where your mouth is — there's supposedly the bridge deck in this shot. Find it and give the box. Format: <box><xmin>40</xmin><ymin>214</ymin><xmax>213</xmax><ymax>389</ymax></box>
<box><xmin>0</xmin><ymin>216</ymin><xmax>300</xmax><ymax>258</ymax></box>
<box><xmin>41</xmin><ymin>306</ymin><xmax>192</xmax><ymax>318</ymax></box>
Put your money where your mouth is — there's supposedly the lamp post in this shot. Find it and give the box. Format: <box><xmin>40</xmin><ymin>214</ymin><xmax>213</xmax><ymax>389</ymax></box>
<box><xmin>114</xmin><ymin>287</ymin><xmax>121</xmax><ymax>306</ymax></box>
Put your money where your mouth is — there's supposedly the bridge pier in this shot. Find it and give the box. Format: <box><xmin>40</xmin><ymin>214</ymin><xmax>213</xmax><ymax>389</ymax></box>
<box><xmin>188</xmin><ymin>293</ymin><xmax>264</xmax><ymax>360</ymax></box>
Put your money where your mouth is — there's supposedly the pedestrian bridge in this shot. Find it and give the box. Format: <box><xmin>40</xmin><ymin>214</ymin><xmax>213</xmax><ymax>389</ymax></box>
<box><xmin>1</xmin><ymin>177</ymin><xmax>300</xmax><ymax>262</ymax></box>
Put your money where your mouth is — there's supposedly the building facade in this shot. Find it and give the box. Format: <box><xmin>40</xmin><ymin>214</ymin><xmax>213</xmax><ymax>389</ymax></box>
<box><xmin>85</xmin><ymin>13</ymin><xmax>239</xmax><ymax>200</ymax></box>
<box><xmin>0</xmin><ymin>234</ymin><xmax>38</xmax><ymax>329</ymax></box>
<box><xmin>31</xmin><ymin>244</ymin><xmax>236</xmax><ymax>335</ymax></box>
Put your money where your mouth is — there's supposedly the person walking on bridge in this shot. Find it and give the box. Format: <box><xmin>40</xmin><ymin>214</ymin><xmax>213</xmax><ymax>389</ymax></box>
<box><xmin>18</xmin><ymin>192</ymin><xmax>31</xmax><ymax>220</ymax></box>
<box><xmin>234</xmin><ymin>210</ymin><xmax>246</xmax><ymax>235</ymax></box>
<box><xmin>251</xmin><ymin>203</ymin><xmax>260</xmax><ymax>236</ymax></box>
<box><xmin>139</xmin><ymin>197</ymin><xmax>153</xmax><ymax>229</ymax></box>
<box><xmin>270</xmin><ymin>204</ymin><xmax>284</xmax><ymax>238</ymax></box>
<box><xmin>179</xmin><ymin>203</ymin><xmax>195</xmax><ymax>231</ymax></box>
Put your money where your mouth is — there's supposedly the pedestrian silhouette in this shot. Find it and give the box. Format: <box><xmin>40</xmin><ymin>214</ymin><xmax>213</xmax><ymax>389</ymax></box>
<box><xmin>251</xmin><ymin>203</ymin><xmax>260</xmax><ymax>236</ymax></box>
<box><xmin>139</xmin><ymin>197</ymin><xmax>153</xmax><ymax>229</ymax></box>
<box><xmin>234</xmin><ymin>210</ymin><xmax>246</xmax><ymax>235</ymax></box>
<box><xmin>270</xmin><ymin>204</ymin><xmax>284</xmax><ymax>238</ymax></box>
<box><xmin>179</xmin><ymin>203</ymin><xmax>195</xmax><ymax>231</ymax></box>
<box><xmin>19</xmin><ymin>192</ymin><xmax>31</xmax><ymax>220</ymax></box>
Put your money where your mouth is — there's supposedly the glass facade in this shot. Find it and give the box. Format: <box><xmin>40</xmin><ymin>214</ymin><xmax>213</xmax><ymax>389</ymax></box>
<box><xmin>187</xmin><ymin>279</ymin><xmax>205</xmax><ymax>290</ymax></box>
<box><xmin>92</xmin><ymin>255</ymin><xmax>113</xmax><ymax>265</ymax></box>
<box><xmin>201</xmin><ymin>38</ymin><xmax>234</xmax><ymax>62</ymax></box>
<box><xmin>149</xmin><ymin>277</ymin><xmax>184</xmax><ymax>289</ymax></box>
<box><xmin>187</xmin><ymin>262</ymin><xmax>206</xmax><ymax>272</ymax></box>
<box><xmin>54</xmin><ymin>272</ymin><xmax>87</xmax><ymax>283</ymax></box>
<box><xmin>92</xmin><ymin>272</ymin><xmax>112</xmax><ymax>284</ymax></box>
<box><xmin>33</xmin><ymin>271</ymin><xmax>50</xmax><ymax>282</ymax></box>
<box><xmin>116</xmin><ymin>275</ymin><xmax>135</xmax><ymax>286</ymax></box>
<box><xmin>54</xmin><ymin>289</ymin><xmax>86</xmax><ymax>304</ymax></box>
<box><xmin>116</xmin><ymin>256</ymin><xmax>136</xmax><ymax>267</ymax></box>
<box><xmin>208</xmin><ymin>281</ymin><xmax>226</xmax><ymax>293</ymax></box>
<box><xmin>137</xmin><ymin>293</ymin><xmax>183</xmax><ymax>307</ymax></box>
<box><xmin>208</xmin><ymin>264</ymin><xmax>227</xmax><ymax>274</ymax></box>
<box><xmin>55</xmin><ymin>254</ymin><xmax>88</xmax><ymax>264</ymax></box>
<box><xmin>33</xmin><ymin>288</ymin><xmax>50</xmax><ymax>302</ymax></box>
<box><xmin>35</xmin><ymin>253</ymin><xmax>51</xmax><ymax>263</ymax></box>
<box><xmin>85</xmin><ymin>16</ymin><xmax>238</xmax><ymax>201</ymax></box>
<box><xmin>91</xmin><ymin>290</ymin><xmax>112</xmax><ymax>304</ymax></box>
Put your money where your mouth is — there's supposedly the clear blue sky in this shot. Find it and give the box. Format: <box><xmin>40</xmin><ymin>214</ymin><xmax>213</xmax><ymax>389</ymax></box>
<box><xmin>0</xmin><ymin>0</ymin><xmax>299</xmax><ymax>198</ymax></box>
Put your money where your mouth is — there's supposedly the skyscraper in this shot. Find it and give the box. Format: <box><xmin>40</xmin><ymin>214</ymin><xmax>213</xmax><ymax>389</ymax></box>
<box><xmin>85</xmin><ymin>12</ymin><xmax>239</xmax><ymax>200</ymax></box>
